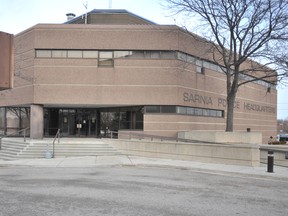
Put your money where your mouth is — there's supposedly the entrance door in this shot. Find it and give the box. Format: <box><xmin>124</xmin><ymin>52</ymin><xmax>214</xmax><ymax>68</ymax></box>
<box><xmin>76</xmin><ymin>113</ymin><xmax>89</xmax><ymax>136</ymax></box>
<box><xmin>48</xmin><ymin>109</ymin><xmax>59</xmax><ymax>136</ymax></box>
<box><xmin>75</xmin><ymin>109</ymin><xmax>98</xmax><ymax>137</ymax></box>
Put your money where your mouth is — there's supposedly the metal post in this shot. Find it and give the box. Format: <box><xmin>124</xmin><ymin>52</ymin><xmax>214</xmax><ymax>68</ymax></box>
<box><xmin>267</xmin><ymin>150</ymin><xmax>274</xmax><ymax>173</ymax></box>
<box><xmin>24</xmin><ymin>128</ymin><xmax>26</xmax><ymax>142</ymax></box>
<box><xmin>53</xmin><ymin>142</ymin><xmax>55</xmax><ymax>158</ymax></box>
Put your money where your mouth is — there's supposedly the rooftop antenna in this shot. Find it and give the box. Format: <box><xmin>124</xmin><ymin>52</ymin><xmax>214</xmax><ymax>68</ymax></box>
<box><xmin>83</xmin><ymin>1</ymin><xmax>88</xmax><ymax>24</ymax></box>
<box><xmin>109</xmin><ymin>0</ymin><xmax>112</xmax><ymax>9</ymax></box>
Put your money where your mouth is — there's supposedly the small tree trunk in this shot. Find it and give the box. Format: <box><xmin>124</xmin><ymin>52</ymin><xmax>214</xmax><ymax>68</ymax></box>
<box><xmin>225</xmin><ymin>91</ymin><xmax>237</xmax><ymax>132</ymax></box>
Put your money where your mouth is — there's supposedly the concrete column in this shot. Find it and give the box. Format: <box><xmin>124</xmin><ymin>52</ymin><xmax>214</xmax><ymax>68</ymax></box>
<box><xmin>30</xmin><ymin>104</ymin><xmax>44</xmax><ymax>139</ymax></box>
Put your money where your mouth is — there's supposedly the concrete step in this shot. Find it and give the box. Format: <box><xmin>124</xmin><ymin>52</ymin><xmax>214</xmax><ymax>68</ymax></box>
<box><xmin>1</xmin><ymin>139</ymin><xmax>121</xmax><ymax>160</ymax></box>
<box><xmin>0</xmin><ymin>139</ymin><xmax>30</xmax><ymax>160</ymax></box>
<box><xmin>0</xmin><ymin>152</ymin><xmax>17</xmax><ymax>160</ymax></box>
<box><xmin>21</xmin><ymin>141</ymin><xmax>120</xmax><ymax>159</ymax></box>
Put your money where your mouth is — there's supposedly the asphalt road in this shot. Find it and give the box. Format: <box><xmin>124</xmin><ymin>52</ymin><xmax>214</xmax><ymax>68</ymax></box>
<box><xmin>0</xmin><ymin>165</ymin><xmax>287</xmax><ymax>216</ymax></box>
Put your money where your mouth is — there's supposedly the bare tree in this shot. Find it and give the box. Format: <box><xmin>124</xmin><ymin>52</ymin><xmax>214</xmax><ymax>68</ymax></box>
<box><xmin>277</xmin><ymin>118</ymin><xmax>288</xmax><ymax>133</ymax></box>
<box><xmin>164</xmin><ymin>0</ymin><xmax>288</xmax><ymax>131</ymax></box>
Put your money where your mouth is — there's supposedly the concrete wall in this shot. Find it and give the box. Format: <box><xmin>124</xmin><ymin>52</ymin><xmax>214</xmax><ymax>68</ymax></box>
<box><xmin>106</xmin><ymin>139</ymin><xmax>260</xmax><ymax>167</ymax></box>
<box><xmin>178</xmin><ymin>131</ymin><xmax>262</xmax><ymax>144</ymax></box>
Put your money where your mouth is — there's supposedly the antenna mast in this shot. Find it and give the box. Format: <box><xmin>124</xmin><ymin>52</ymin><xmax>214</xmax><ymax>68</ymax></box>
<box><xmin>83</xmin><ymin>1</ymin><xmax>88</xmax><ymax>24</ymax></box>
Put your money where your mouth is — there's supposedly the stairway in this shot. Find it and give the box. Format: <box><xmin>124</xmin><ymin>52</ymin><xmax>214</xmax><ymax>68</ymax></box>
<box><xmin>0</xmin><ymin>138</ymin><xmax>121</xmax><ymax>160</ymax></box>
<box><xmin>0</xmin><ymin>138</ymin><xmax>29</xmax><ymax>160</ymax></box>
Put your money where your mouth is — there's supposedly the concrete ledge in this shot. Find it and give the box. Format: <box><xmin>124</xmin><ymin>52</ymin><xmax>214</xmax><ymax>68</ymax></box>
<box><xmin>106</xmin><ymin>139</ymin><xmax>260</xmax><ymax>167</ymax></box>
<box><xmin>178</xmin><ymin>131</ymin><xmax>262</xmax><ymax>144</ymax></box>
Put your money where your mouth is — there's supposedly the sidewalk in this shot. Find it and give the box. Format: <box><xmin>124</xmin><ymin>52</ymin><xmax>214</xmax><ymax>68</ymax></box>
<box><xmin>0</xmin><ymin>155</ymin><xmax>288</xmax><ymax>180</ymax></box>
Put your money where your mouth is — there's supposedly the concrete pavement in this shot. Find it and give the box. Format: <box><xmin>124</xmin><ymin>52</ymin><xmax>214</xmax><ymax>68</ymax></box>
<box><xmin>0</xmin><ymin>155</ymin><xmax>288</xmax><ymax>180</ymax></box>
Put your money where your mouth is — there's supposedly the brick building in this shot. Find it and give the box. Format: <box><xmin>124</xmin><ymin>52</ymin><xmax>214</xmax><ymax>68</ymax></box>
<box><xmin>0</xmin><ymin>9</ymin><xmax>277</xmax><ymax>143</ymax></box>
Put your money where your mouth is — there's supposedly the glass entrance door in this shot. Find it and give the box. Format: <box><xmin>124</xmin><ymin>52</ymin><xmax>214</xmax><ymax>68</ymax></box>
<box><xmin>75</xmin><ymin>109</ymin><xmax>98</xmax><ymax>137</ymax></box>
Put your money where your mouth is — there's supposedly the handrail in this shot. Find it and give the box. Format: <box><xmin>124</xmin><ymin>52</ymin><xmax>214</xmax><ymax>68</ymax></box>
<box><xmin>109</xmin><ymin>131</ymin><xmax>224</xmax><ymax>144</ymax></box>
<box><xmin>0</xmin><ymin>127</ymin><xmax>30</xmax><ymax>150</ymax></box>
<box><xmin>52</xmin><ymin>129</ymin><xmax>61</xmax><ymax>158</ymax></box>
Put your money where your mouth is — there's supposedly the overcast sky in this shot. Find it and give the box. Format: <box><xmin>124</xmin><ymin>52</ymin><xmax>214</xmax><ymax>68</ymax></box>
<box><xmin>0</xmin><ymin>0</ymin><xmax>287</xmax><ymax>119</ymax></box>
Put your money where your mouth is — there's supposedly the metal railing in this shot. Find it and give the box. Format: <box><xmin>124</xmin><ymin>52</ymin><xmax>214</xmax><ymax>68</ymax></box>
<box><xmin>52</xmin><ymin>129</ymin><xmax>61</xmax><ymax>158</ymax></box>
<box><xmin>0</xmin><ymin>127</ymin><xmax>30</xmax><ymax>150</ymax></box>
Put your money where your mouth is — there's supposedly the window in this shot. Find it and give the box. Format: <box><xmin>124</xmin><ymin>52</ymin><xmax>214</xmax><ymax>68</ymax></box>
<box><xmin>114</xmin><ymin>51</ymin><xmax>132</xmax><ymax>58</ymax></box>
<box><xmin>160</xmin><ymin>51</ymin><xmax>176</xmax><ymax>59</ymax></box>
<box><xmin>98</xmin><ymin>51</ymin><xmax>114</xmax><ymax>67</ymax></box>
<box><xmin>52</xmin><ymin>50</ymin><xmax>67</xmax><ymax>58</ymax></box>
<box><xmin>145</xmin><ymin>106</ymin><xmax>160</xmax><ymax>113</ymax></box>
<box><xmin>187</xmin><ymin>107</ymin><xmax>195</xmax><ymax>115</ymax></box>
<box><xmin>36</xmin><ymin>50</ymin><xmax>51</xmax><ymax>58</ymax></box>
<box><xmin>196</xmin><ymin>59</ymin><xmax>205</xmax><ymax>74</ymax></box>
<box><xmin>146</xmin><ymin>51</ymin><xmax>160</xmax><ymax>59</ymax></box>
<box><xmin>216</xmin><ymin>110</ymin><xmax>223</xmax><ymax>117</ymax></box>
<box><xmin>176</xmin><ymin>106</ymin><xmax>187</xmax><ymax>115</ymax></box>
<box><xmin>161</xmin><ymin>106</ymin><xmax>176</xmax><ymax>113</ymax></box>
<box><xmin>67</xmin><ymin>50</ymin><xmax>83</xmax><ymax>58</ymax></box>
<box><xmin>83</xmin><ymin>50</ymin><xmax>98</xmax><ymax>58</ymax></box>
<box><xmin>177</xmin><ymin>52</ymin><xmax>187</xmax><ymax>61</ymax></box>
<box><xmin>194</xmin><ymin>108</ymin><xmax>203</xmax><ymax>116</ymax></box>
<box><xmin>146</xmin><ymin>106</ymin><xmax>223</xmax><ymax>118</ymax></box>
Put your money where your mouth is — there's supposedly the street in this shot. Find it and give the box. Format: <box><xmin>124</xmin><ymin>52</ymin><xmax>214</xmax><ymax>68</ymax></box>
<box><xmin>0</xmin><ymin>165</ymin><xmax>287</xmax><ymax>216</ymax></box>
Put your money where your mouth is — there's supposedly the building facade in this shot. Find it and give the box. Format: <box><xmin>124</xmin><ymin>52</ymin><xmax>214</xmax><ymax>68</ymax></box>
<box><xmin>0</xmin><ymin>10</ymin><xmax>277</xmax><ymax>143</ymax></box>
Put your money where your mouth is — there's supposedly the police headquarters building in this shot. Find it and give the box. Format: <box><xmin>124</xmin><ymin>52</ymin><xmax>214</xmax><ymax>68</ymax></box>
<box><xmin>0</xmin><ymin>9</ymin><xmax>277</xmax><ymax>143</ymax></box>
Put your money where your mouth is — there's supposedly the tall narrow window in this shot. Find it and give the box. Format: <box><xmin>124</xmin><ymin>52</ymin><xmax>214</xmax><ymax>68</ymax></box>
<box><xmin>98</xmin><ymin>51</ymin><xmax>114</xmax><ymax>67</ymax></box>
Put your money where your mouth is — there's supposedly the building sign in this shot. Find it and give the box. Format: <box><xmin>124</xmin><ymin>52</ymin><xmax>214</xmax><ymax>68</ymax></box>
<box><xmin>0</xmin><ymin>31</ymin><xmax>14</xmax><ymax>90</ymax></box>
<box><xmin>183</xmin><ymin>92</ymin><xmax>275</xmax><ymax>113</ymax></box>
<box><xmin>183</xmin><ymin>92</ymin><xmax>213</xmax><ymax>105</ymax></box>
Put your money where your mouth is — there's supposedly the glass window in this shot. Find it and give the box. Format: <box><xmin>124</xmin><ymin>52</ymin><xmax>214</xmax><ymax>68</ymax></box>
<box><xmin>36</xmin><ymin>50</ymin><xmax>51</xmax><ymax>58</ymax></box>
<box><xmin>83</xmin><ymin>51</ymin><xmax>98</xmax><ymax>58</ymax></box>
<box><xmin>149</xmin><ymin>51</ymin><xmax>161</xmax><ymax>59</ymax></box>
<box><xmin>186</xmin><ymin>55</ymin><xmax>195</xmax><ymax>64</ymax></box>
<box><xmin>130</xmin><ymin>51</ymin><xmax>145</xmax><ymax>58</ymax></box>
<box><xmin>114</xmin><ymin>51</ymin><xmax>132</xmax><ymax>58</ymax></box>
<box><xmin>187</xmin><ymin>107</ymin><xmax>195</xmax><ymax>115</ymax></box>
<box><xmin>194</xmin><ymin>108</ymin><xmax>203</xmax><ymax>116</ymax></box>
<box><xmin>52</xmin><ymin>50</ymin><xmax>67</xmax><ymax>58</ymax></box>
<box><xmin>210</xmin><ymin>110</ymin><xmax>217</xmax><ymax>117</ymax></box>
<box><xmin>98</xmin><ymin>51</ymin><xmax>113</xmax><ymax>67</ymax></box>
<box><xmin>161</xmin><ymin>106</ymin><xmax>176</xmax><ymax>113</ymax></box>
<box><xmin>161</xmin><ymin>51</ymin><xmax>176</xmax><ymax>59</ymax></box>
<box><xmin>146</xmin><ymin>106</ymin><xmax>160</xmax><ymax>113</ymax></box>
<box><xmin>177</xmin><ymin>106</ymin><xmax>187</xmax><ymax>115</ymax></box>
<box><xmin>216</xmin><ymin>111</ymin><xmax>223</xmax><ymax>117</ymax></box>
<box><xmin>196</xmin><ymin>59</ymin><xmax>203</xmax><ymax>66</ymax></box>
<box><xmin>177</xmin><ymin>52</ymin><xmax>187</xmax><ymax>61</ymax></box>
<box><xmin>68</xmin><ymin>50</ymin><xmax>83</xmax><ymax>58</ymax></box>
<box><xmin>203</xmin><ymin>109</ymin><xmax>209</xmax><ymax>116</ymax></box>
<box><xmin>197</xmin><ymin>66</ymin><xmax>205</xmax><ymax>74</ymax></box>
